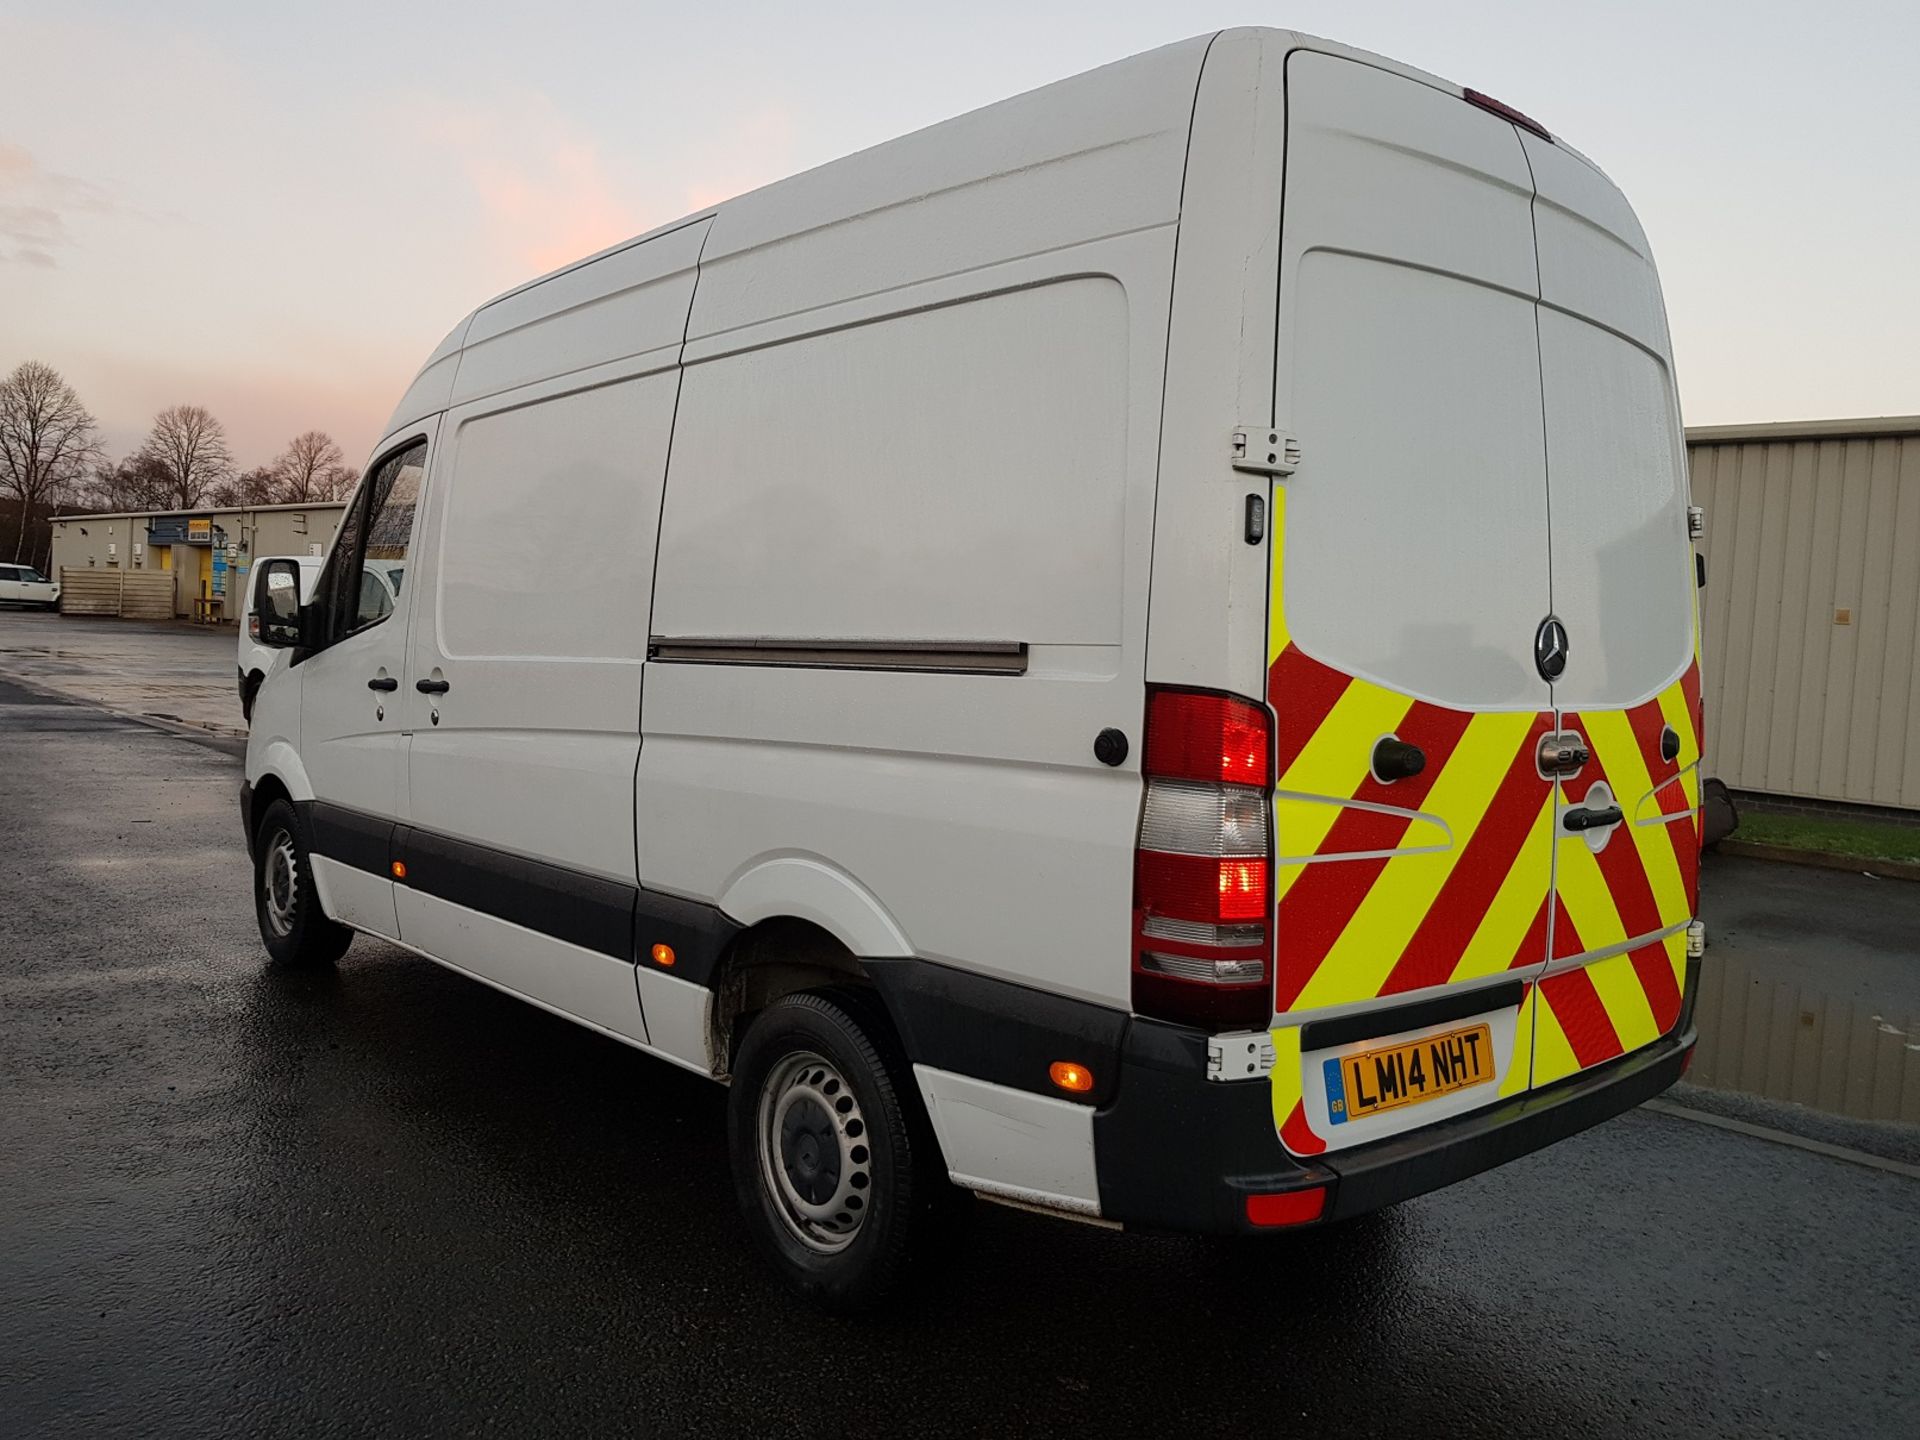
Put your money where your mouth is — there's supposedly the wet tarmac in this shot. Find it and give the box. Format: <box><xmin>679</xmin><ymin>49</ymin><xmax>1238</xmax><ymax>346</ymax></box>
<box><xmin>3</xmin><ymin>673</ymin><xmax>1918</xmax><ymax>1438</ymax></box>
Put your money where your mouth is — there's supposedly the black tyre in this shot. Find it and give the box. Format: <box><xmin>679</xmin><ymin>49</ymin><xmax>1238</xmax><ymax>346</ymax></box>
<box><xmin>252</xmin><ymin>797</ymin><xmax>353</xmax><ymax>967</ymax></box>
<box><xmin>728</xmin><ymin>989</ymin><xmax>959</xmax><ymax>1312</ymax></box>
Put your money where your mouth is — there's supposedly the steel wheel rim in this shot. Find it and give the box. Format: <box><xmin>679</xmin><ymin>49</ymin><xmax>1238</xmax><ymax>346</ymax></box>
<box><xmin>263</xmin><ymin>828</ymin><xmax>299</xmax><ymax>938</ymax></box>
<box><xmin>756</xmin><ymin>1049</ymin><xmax>873</xmax><ymax>1254</ymax></box>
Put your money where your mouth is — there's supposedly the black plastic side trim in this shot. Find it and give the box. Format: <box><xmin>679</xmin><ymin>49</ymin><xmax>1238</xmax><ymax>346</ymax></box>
<box><xmin>1300</xmin><ymin>978</ymin><xmax>1527</xmax><ymax>1052</ymax></box>
<box><xmin>1092</xmin><ymin>1018</ymin><xmax>1319</xmax><ymax>1230</ymax></box>
<box><xmin>632</xmin><ymin>888</ymin><xmax>742</xmax><ymax>989</ymax></box>
<box><xmin>307</xmin><ymin>800</ymin><xmax>394</xmax><ymax>877</ymax></box>
<box><xmin>861</xmin><ymin>958</ymin><xmax>1130</xmax><ymax>1107</ymax></box>
<box><xmin>239</xmin><ymin>780</ymin><xmax>255</xmax><ymax>859</ymax></box>
<box><xmin>397</xmin><ymin>826</ymin><xmax>636</xmax><ymax>961</ymax></box>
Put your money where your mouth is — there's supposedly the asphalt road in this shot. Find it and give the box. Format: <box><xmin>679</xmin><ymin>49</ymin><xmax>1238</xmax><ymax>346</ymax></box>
<box><xmin>3</xmin><ymin>675</ymin><xmax>1918</xmax><ymax>1439</ymax></box>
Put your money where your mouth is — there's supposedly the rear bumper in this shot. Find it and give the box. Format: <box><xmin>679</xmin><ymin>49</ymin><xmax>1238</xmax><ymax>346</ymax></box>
<box><xmin>1093</xmin><ymin>962</ymin><xmax>1699</xmax><ymax>1234</ymax></box>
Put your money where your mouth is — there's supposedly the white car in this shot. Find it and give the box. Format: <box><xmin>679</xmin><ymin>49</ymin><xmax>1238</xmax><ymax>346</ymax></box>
<box><xmin>242</xmin><ymin>28</ymin><xmax>1706</xmax><ymax>1311</ymax></box>
<box><xmin>0</xmin><ymin>563</ymin><xmax>60</xmax><ymax>610</ymax></box>
<box><xmin>238</xmin><ymin>555</ymin><xmax>323</xmax><ymax>720</ymax></box>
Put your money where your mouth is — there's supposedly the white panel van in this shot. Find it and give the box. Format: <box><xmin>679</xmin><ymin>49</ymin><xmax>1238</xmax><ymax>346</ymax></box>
<box><xmin>242</xmin><ymin>29</ymin><xmax>1707</xmax><ymax>1310</ymax></box>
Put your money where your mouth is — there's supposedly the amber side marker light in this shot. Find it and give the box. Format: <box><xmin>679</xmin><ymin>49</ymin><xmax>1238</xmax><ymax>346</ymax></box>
<box><xmin>1245</xmin><ymin>1187</ymin><xmax>1328</xmax><ymax>1228</ymax></box>
<box><xmin>650</xmin><ymin>943</ymin><xmax>676</xmax><ymax>967</ymax></box>
<box><xmin>390</xmin><ymin>860</ymin><xmax>408</xmax><ymax>880</ymax></box>
<box><xmin>1049</xmin><ymin>1061</ymin><xmax>1094</xmax><ymax>1094</ymax></box>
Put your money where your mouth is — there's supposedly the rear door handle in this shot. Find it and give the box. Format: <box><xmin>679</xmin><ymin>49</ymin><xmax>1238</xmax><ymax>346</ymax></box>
<box><xmin>1562</xmin><ymin>804</ymin><xmax>1623</xmax><ymax>832</ymax></box>
<box><xmin>415</xmin><ymin>677</ymin><xmax>450</xmax><ymax>695</ymax></box>
<box><xmin>366</xmin><ymin>676</ymin><xmax>398</xmax><ymax>692</ymax></box>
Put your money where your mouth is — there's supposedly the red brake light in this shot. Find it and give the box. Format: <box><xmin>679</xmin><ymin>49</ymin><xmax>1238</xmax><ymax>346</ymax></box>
<box><xmin>1132</xmin><ymin>687</ymin><xmax>1274</xmax><ymax>1031</ymax></box>
<box><xmin>1245</xmin><ymin>1187</ymin><xmax>1327</xmax><ymax>1228</ymax></box>
<box><xmin>1135</xmin><ymin>852</ymin><xmax>1268</xmax><ymax>924</ymax></box>
<box><xmin>1463</xmin><ymin>88</ymin><xmax>1550</xmax><ymax>142</ymax></box>
<box><xmin>1144</xmin><ymin>690</ymin><xmax>1270</xmax><ymax>787</ymax></box>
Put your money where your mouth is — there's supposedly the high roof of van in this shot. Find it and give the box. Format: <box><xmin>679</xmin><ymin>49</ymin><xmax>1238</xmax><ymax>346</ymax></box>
<box><xmin>383</xmin><ymin>27</ymin><xmax>1615</xmax><ymax>442</ymax></box>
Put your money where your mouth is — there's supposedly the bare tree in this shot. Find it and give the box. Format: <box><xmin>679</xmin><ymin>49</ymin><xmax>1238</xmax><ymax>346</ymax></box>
<box><xmin>84</xmin><ymin>453</ymin><xmax>171</xmax><ymax>513</ymax></box>
<box><xmin>0</xmin><ymin>360</ymin><xmax>102</xmax><ymax>560</ymax></box>
<box><xmin>134</xmin><ymin>404</ymin><xmax>233</xmax><ymax>510</ymax></box>
<box><xmin>209</xmin><ymin>466</ymin><xmax>280</xmax><ymax>509</ymax></box>
<box><xmin>269</xmin><ymin>430</ymin><xmax>357</xmax><ymax>503</ymax></box>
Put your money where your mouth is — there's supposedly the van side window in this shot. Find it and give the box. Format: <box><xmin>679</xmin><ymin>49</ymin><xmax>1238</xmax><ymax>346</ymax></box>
<box><xmin>315</xmin><ymin>439</ymin><xmax>426</xmax><ymax>643</ymax></box>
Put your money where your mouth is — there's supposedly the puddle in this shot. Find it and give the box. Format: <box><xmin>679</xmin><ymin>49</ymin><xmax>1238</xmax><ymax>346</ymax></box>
<box><xmin>1691</xmin><ymin>950</ymin><xmax>1920</xmax><ymax>1125</ymax></box>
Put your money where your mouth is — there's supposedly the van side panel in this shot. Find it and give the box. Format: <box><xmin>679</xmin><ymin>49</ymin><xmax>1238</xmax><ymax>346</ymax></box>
<box><xmin>394</xmin><ymin>223</ymin><xmax>705</xmax><ymax>1041</ymax></box>
<box><xmin>641</xmin><ymin>250</ymin><xmax>1171</xmax><ymax>1009</ymax></box>
<box><xmin>639</xmin><ymin>46</ymin><xmax>1206</xmax><ymax>1008</ymax></box>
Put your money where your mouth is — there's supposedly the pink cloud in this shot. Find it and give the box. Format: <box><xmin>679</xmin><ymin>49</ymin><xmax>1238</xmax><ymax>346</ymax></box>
<box><xmin>407</xmin><ymin>93</ymin><xmax>650</xmax><ymax>276</ymax></box>
<box><xmin>0</xmin><ymin>142</ymin><xmax>115</xmax><ymax>267</ymax></box>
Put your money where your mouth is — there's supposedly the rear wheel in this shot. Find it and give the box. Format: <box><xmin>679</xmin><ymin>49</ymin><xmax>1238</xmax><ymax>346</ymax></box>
<box><xmin>253</xmin><ymin>797</ymin><xmax>352</xmax><ymax>968</ymax></box>
<box><xmin>728</xmin><ymin>989</ymin><xmax>960</xmax><ymax>1312</ymax></box>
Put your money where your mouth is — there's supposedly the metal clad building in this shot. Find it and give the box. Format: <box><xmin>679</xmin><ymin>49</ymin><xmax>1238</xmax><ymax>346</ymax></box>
<box><xmin>50</xmin><ymin>502</ymin><xmax>348</xmax><ymax>621</ymax></box>
<box><xmin>1688</xmin><ymin>417</ymin><xmax>1920</xmax><ymax>812</ymax></box>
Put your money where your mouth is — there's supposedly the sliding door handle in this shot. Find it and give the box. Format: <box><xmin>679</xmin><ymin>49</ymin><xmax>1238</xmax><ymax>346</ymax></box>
<box><xmin>415</xmin><ymin>677</ymin><xmax>450</xmax><ymax>695</ymax></box>
<box><xmin>366</xmin><ymin>676</ymin><xmax>398</xmax><ymax>692</ymax></box>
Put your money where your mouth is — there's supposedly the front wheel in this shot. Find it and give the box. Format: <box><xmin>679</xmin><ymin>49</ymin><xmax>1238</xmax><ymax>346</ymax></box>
<box><xmin>253</xmin><ymin>797</ymin><xmax>353</xmax><ymax>967</ymax></box>
<box><xmin>728</xmin><ymin>990</ymin><xmax>960</xmax><ymax>1312</ymax></box>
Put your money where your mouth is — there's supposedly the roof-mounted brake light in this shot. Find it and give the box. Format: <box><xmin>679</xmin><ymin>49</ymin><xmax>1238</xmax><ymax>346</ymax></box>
<box><xmin>1463</xmin><ymin>88</ymin><xmax>1551</xmax><ymax>142</ymax></box>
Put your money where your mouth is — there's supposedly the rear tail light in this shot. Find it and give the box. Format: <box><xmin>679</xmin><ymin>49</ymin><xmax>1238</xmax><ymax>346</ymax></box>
<box><xmin>1132</xmin><ymin>687</ymin><xmax>1274</xmax><ymax>1030</ymax></box>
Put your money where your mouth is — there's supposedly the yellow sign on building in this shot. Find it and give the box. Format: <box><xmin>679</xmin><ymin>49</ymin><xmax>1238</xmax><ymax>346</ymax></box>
<box><xmin>187</xmin><ymin>517</ymin><xmax>212</xmax><ymax>543</ymax></box>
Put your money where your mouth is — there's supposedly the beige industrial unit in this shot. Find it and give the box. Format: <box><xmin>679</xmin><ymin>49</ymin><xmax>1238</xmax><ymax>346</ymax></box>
<box><xmin>49</xmin><ymin>502</ymin><xmax>347</xmax><ymax>620</ymax></box>
<box><xmin>1688</xmin><ymin>416</ymin><xmax>1920</xmax><ymax>813</ymax></box>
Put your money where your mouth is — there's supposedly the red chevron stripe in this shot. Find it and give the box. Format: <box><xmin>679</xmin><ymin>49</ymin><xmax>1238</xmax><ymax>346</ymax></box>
<box><xmin>1269</xmin><ymin>644</ymin><xmax>1353</xmax><ymax>779</ymax></box>
<box><xmin>1540</xmin><ymin>965</ymin><xmax>1623</xmax><ymax>1070</ymax></box>
<box><xmin>1629</xmin><ymin>939</ymin><xmax>1683</xmax><ymax>1035</ymax></box>
<box><xmin>1506</xmin><ymin>893</ymin><xmax>1552</xmax><ymax>972</ymax></box>
<box><xmin>1624</xmin><ymin>696</ymin><xmax>1701</xmax><ymax>912</ymax></box>
<box><xmin>1565</xmin><ymin>712</ymin><xmax>1667</xmax><ymax>943</ymax></box>
<box><xmin>1681</xmin><ymin>658</ymin><xmax>1703</xmax><ymax>748</ymax></box>
<box><xmin>1376</xmin><ymin>712</ymin><xmax>1555</xmax><ymax>997</ymax></box>
<box><xmin>1280</xmin><ymin>1099</ymin><xmax>1325</xmax><ymax>1156</ymax></box>
<box><xmin>1271</xmin><ymin>703</ymin><xmax>1473</xmax><ymax>1012</ymax></box>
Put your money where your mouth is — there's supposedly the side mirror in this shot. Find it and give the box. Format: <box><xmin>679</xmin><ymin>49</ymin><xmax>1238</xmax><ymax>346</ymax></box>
<box><xmin>255</xmin><ymin>558</ymin><xmax>305</xmax><ymax>648</ymax></box>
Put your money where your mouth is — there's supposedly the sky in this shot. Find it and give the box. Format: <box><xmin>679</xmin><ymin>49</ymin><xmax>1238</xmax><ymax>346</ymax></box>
<box><xmin>3</xmin><ymin>0</ymin><xmax>1917</xmax><ymax>471</ymax></box>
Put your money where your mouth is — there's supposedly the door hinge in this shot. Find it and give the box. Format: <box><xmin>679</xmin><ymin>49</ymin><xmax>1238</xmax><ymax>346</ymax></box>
<box><xmin>1232</xmin><ymin>425</ymin><xmax>1300</xmax><ymax>477</ymax></box>
<box><xmin>1687</xmin><ymin>505</ymin><xmax>1705</xmax><ymax>541</ymax></box>
<box><xmin>1206</xmin><ymin>1030</ymin><xmax>1277</xmax><ymax>1082</ymax></box>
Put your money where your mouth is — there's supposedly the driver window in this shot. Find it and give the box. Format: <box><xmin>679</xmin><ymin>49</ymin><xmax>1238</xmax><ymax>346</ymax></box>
<box><xmin>317</xmin><ymin>439</ymin><xmax>426</xmax><ymax>642</ymax></box>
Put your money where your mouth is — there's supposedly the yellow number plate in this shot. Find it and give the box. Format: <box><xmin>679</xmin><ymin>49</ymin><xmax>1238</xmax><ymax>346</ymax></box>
<box><xmin>1324</xmin><ymin>1023</ymin><xmax>1493</xmax><ymax>1125</ymax></box>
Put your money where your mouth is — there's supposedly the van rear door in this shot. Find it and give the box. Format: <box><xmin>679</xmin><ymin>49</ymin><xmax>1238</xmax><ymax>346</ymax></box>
<box><xmin>1523</xmin><ymin>134</ymin><xmax>1701</xmax><ymax>1088</ymax></box>
<box><xmin>1266</xmin><ymin>52</ymin><xmax>1558</xmax><ymax>1157</ymax></box>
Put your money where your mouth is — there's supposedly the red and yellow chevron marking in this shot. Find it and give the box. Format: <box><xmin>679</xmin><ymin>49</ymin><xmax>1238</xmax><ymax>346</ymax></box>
<box><xmin>1541</xmin><ymin>665</ymin><xmax>1702</xmax><ymax>1083</ymax></box>
<box><xmin>1268</xmin><ymin>640</ymin><xmax>1557</xmax><ymax>1016</ymax></box>
<box><xmin>1263</xmin><ymin>486</ymin><xmax>1705</xmax><ymax>1151</ymax></box>
<box><xmin>1533</xmin><ymin>929</ymin><xmax>1688</xmax><ymax>1087</ymax></box>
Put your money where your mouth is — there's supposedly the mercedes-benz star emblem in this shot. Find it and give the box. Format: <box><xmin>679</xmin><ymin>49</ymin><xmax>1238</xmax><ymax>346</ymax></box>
<box><xmin>1535</xmin><ymin>615</ymin><xmax>1569</xmax><ymax>682</ymax></box>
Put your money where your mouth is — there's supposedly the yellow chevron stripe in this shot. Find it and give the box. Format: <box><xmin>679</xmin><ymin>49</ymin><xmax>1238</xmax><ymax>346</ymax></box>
<box><xmin>1273</xmin><ymin>679</ymin><xmax>1412</xmax><ymax>900</ymax></box>
<box><xmin>1531</xmin><ymin>983</ymin><xmax>1582</xmax><ymax>1087</ymax></box>
<box><xmin>1268</xmin><ymin>1023</ymin><xmax>1304</xmax><ymax>1129</ymax></box>
<box><xmin>1448</xmin><ymin>796</ymin><xmax>1555</xmax><ymax>984</ymax></box>
<box><xmin>1289</xmin><ymin>712</ymin><xmax>1532</xmax><ymax>1010</ymax></box>
<box><xmin>1499</xmin><ymin>986</ymin><xmax>1537</xmax><ymax>1097</ymax></box>
<box><xmin>1585</xmin><ymin>951</ymin><xmax>1661</xmax><ymax>1055</ymax></box>
<box><xmin>1555</xmin><ymin>834</ymin><xmax>1631</xmax><ymax>956</ymax></box>
<box><xmin>1583</xmin><ymin>709</ymin><xmax>1690</xmax><ymax>928</ymax></box>
<box><xmin>1268</xmin><ymin>486</ymin><xmax>1291</xmax><ymax>661</ymax></box>
<box><xmin>1655</xmin><ymin>678</ymin><xmax>1702</xmax><ymax>813</ymax></box>
<box><xmin>1666</xmin><ymin>930</ymin><xmax>1688</xmax><ymax>1007</ymax></box>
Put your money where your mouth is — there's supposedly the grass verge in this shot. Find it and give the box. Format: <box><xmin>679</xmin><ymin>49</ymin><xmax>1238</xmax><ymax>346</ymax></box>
<box><xmin>1731</xmin><ymin>812</ymin><xmax>1920</xmax><ymax>866</ymax></box>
